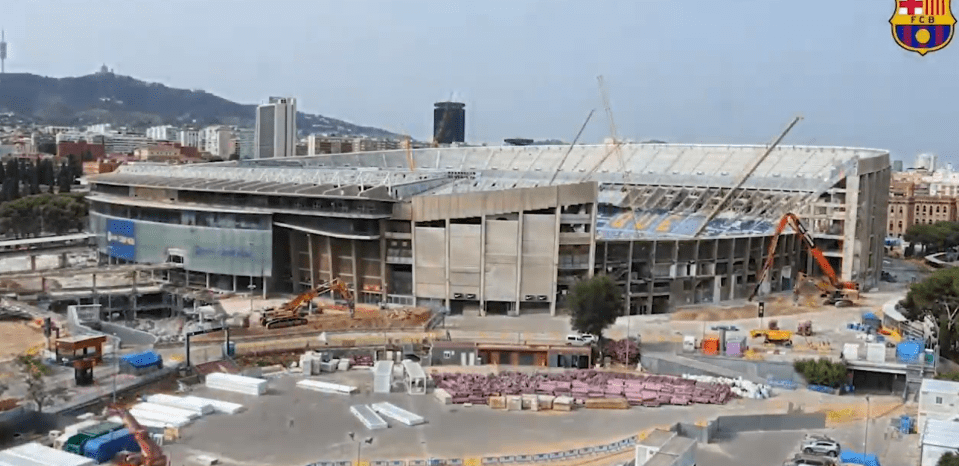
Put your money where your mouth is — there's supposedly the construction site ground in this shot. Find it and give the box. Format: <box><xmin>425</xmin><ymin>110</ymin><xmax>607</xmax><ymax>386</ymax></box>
<box><xmin>163</xmin><ymin>369</ymin><xmax>915</xmax><ymax>466</ymax></box>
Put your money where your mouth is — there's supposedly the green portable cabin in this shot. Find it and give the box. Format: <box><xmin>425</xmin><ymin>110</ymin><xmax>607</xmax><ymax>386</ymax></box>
<box><xmin>63</xmin><ymin>421</ymin><xmax>123</xmax><ymax>454</ymax></box>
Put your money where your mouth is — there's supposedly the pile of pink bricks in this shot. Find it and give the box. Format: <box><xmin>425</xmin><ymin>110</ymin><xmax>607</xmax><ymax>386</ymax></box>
<box><xmin>431</xmin><ymin>370</ymin><xmax>734</xmax><ymax>407</ymax></box>
<box><xmin>350</xmin><ymin>355</ymin><xmax>375</xmax><ymax>367</ymax></box>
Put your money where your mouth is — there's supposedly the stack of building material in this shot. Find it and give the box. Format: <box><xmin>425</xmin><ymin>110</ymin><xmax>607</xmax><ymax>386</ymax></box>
<box><xmin>866</xmin><ymin>343</ymin><xmax>886</xmax><ymax>363</ymax></box>
<box><xmin>352</xmin><ymin>355</ymin><xmax>374</xmax><ymax>367</ymax></box>
<box><xmin>297</xmin><ymin>379</ymin><xmax>358</xmax><ymax>395</ymax></box>
<box><xmin>337</xmin><ymin>359</ymin><xmax>351</xmax><ymax>371</ymax></box>
<box><xmin>537</xmin><ymin>395</ymin><xmax>555</xmax><ymax>410</ymax></box>
<box><xmin>205</xmin><ymin>372</ymin><xmax>268</xmax><ymax>396</ymax></box>
<box><xmin>350</xmin><ymin>405</ymin><xmax>388</xmax><ymax>430</ymax></box>
<box><xmin>54</xmin><ymin>420</ymin><xmax>102</xmax><ymax>450</ymax></box>
<box><xmin>553</xmin><ymin>396</ymin><xmax>574</xmax><ymax>411</ymax></box>
<box><xmin>144</xmin><ymin>394</ymin><xmax>214</xmax><ymax>416</ymax></box>
<box><xmin>299</xmin><ymin>353</ymin><xmax>317</xmax><ymax>376</ymax></box>
<box><xmin>132</xmin><ymin>402</ymin><xmax>200</xmax><ymax>420</ymax></box>
<box><xmin>319</xmin><ymin>360</ymin><xmax>338</xmax><ymax>373</ymax></box>
<box><xmin>585</xmin><ymin>398</ymin><xmax>629</xmax><ymax>409</ymax></box>
<box><xmin>119</xmin><ymin>351</ymin><xmax>163</xmax><ymax>376</ymax></box>
<box><xmin>373</xmin><ymin>361</ymin><xmax>393</xmax><ymax>394</ymax></box>
<box><xmin>488</xmin><ymin>396</ymin><xmax>506</xmax><ymax>409</ymax></box>
<box><xmin>434</xmin><ymin>388</ymin><xmax>452</xmax><ymax>405</ymax></box>
<box><xmin>1</xmin><ymin>442</ymin><xmax>95</xmax><ymax>466</ymax></box>
<box><xmin>506</xmin><ymin>395</ymin><xmax>522</xmax><ymax>411</ymax></box>
<box><xmin>842</xmin><ymin>343</ymin><xmax>860</xmax><ymax>360</ymax></box>
<box><xmin>182</xmin><ymin>395</ymin><xmax>244</xmax><ymax>414</ymax></box>
<box><xmin>370</xmin><ymin>402</ymin><xmax>426</xmax><ymax>426</ymax></box>
<box><xmin>82</xmin><ymin>428</ymin><xmax>140</xmax><ymax>464</ymax></box>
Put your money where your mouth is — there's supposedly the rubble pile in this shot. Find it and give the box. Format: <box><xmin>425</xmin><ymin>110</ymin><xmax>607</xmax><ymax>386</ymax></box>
<box><xmin>431</xmin><ymin>370</ymin><xmax>738</xmax><ymax>407</ymax></box>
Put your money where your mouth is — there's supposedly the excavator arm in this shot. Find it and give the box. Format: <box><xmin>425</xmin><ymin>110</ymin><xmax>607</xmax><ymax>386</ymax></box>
<box><xmin>749</xmin><ymin>213</ymin><xmax>855</xmax><ymax>302</ymax></box>
<box><xmin>109</xmin><ymin>405</ymin><xmax>168</xmax><ymax>466</ymax></box>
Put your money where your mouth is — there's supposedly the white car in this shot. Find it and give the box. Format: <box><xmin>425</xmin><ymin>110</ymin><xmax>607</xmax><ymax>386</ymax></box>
<box><xmin>566</xmin><ymin>334</ymin><xmax>598</xmax><ymax>345</ymax></box>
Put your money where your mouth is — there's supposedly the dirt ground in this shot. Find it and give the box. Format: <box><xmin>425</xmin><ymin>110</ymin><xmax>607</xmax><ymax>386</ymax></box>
<box><xmin>670</xmin><ymin>295</ymin><xmax>838</xmax><ymax>321</ymax></box>
<box><xmin>0</xmin><ymin>321</ymin><xmax>46</xmax><ymax>361</ymax></box>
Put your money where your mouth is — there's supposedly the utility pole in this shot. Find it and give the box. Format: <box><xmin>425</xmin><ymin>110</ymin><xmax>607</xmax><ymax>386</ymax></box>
<box><xmin>863</xmin><ymin>395</ymin><xmax>870</xmax><ymax>455</ymax></box>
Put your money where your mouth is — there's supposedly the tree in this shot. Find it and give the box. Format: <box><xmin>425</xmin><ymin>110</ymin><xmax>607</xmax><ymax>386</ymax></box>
<box><xmin>57</xmin><ymin>162</ymin><xmax>72</xmax><ymax>193</ymax></box>
<box><xmin>938</xmin><ymin>452</ymin><xmax>959</xmax><ymax>466</ymax></box>
<box><xmin>900</xmin><ymin>267</ymin><xmax>959</xmax><ymax>358</ymax></box>
<box><xmin>69</xmin><ymin>155</ymin><xmax>83</xmax><ymax>182</ymax></box>
<box><xmin>39</xmin><ymin>158</ymin><xmax>55</xmax><ymax>193</ymax></box>
<box><xmin>904</xmin><ymin>221</ymin><xmax>959</xmax><ymax>254</ymax></box>
<box><xmin>568</xmin><ymin>275</ymin><xmax>623</xmax><ymax>339</ymax></box>
<box><xmin>15</xmin><ymin>353</ymin><xmax>61</xmax><ymax>413</ymax></box>
<box><xmin>3</xmin><ymin>158</ymin><xmax>20</xmax><ymax>201</ymax></box>
<box><xmin>37</xmin><ymin>142</ymin><xmax>57</xmax><ymax>155</ymax></box>
<box><xmin>794</xmin><ymin>358</ymin><xmax>848</xmax><ymax>388</ymax></box>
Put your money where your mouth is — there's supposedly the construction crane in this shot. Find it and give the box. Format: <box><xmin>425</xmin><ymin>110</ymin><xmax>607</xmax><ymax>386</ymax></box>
<box><xmin>597</xmin><ymin>75</ymin><xmax>629</xmax><ymax>179</ymax></box>
<box><xmin>748</xmin><ymin>213</ymin><xmax>860</xmax><ymax>307</ymax></box>
<box><xmin>259</xmin><ymin>278</ymin><xmax>356</xmax><ymax>329</ymax></box>
<box><xmin>109</xmin><ymin>405</ymin><xmax>169</xmax><ymax>466</ymax></box>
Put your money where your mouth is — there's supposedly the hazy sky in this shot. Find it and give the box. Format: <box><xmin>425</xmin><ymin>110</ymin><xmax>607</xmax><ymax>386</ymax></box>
<box><xmin>2</xmin><ymin>0</ymin><xmax>956</xmax><ymax>164</ymax></box>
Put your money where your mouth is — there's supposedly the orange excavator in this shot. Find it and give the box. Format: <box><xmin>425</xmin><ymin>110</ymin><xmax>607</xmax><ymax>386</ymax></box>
<box><xmin>110</xmin><ymin>405</ymin><xmax>169</xmax><ymax>466</ymax></box>
<box><xmin>259</xmin><ymin>278</ymin><xmax>356</xmax><ymax>329</ymax></box>
<box><xmin>749</xmin><ymin>213</ymin><xmax>860</xmax><ymax>307</ymax></box>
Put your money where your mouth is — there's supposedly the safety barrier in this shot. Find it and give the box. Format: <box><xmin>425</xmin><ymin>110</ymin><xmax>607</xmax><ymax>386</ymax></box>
<box><xmin>766</xmin><ymin>378</ymin><xmax>798</xmax><ymax>390</ymax></box>
<box><xmin>304</xmin><ymin>435</ymin><xmax>638</xmax><ymax>466</ymax></box>
<box><xmin>807</xmin><ymin>384</ymin><xmax>836</xmax><ymax>394</ymax></box>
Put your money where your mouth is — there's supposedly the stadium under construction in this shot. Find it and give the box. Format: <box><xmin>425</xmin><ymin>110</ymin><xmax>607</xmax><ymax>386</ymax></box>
<box><xmin>86</xmin><ymin>143</ymin><xmax>890</xmax><ymax>316</ymax></box>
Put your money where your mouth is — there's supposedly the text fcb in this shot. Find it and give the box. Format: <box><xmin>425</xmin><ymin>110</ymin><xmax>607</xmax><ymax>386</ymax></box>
<box><xmin>890</xmin><ymin>0</ymin><xmax>956</xmax><ymax>55</ymax></box>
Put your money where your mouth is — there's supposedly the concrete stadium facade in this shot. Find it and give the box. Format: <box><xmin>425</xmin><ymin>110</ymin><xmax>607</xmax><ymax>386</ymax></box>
<box><xmin>87</xmin><ymin>143</ymin><xmax>890</xmax><ymax>316</ymax></box>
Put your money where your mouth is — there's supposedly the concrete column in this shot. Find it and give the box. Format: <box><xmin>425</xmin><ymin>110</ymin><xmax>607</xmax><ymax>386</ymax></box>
<box><xmin>550</xmin><ymin>206</ymin><xmax>561</xmax><ymax>317</ymax></box>
<box><xmin>350</xmin><ymin>239</ymin><xmax>359</xmax><ymax>301</ymax></box>
<box><xmin>307</xmin><ymin>233</ymin><xmax>316</xmax><ymax>288</ymax></box>
<box><xmin>514</xmin><ymin>211</ymin><xmax>524</xmax><ymax>316</ymax></box>
<box><xmin>30</xmin><ymin>255</ymin><xmax>36</xmax><ymax>271</ymax></box>
<box><xmin>379</xmin><ymin>220</ymin><xmax>387</xmax><ymax>303</ymax></box>
<box><xmin>479</xmin><ymin>215</ymin><xmax>487</xmax><ymax>316</ymax></box>
<box><xmin>289</xmin><ymin>233</ymin><xmax>300</xmax><ymax>293</ymax></box>
<box><xmin>325</xmin><ymin>235</ymin><xmax>334</xmax><ymax>285</ymax></box>
<box><xmin>587</xmin><ymin>202</ymin><xmax>597</xmax><ymax>278</ymax></box>
<box><xmin>205</xmin><ymin>272</ymin><xmax>210</xmax><ymax>289</ymax></box>
<box><xmin>842</xmin><ymin>174</ymin><xmax>861</xmax><ymax>283</ymax></box>
<box><xmin>444</xmin><ymin>218</ymin><xmax>451</xmax><ymax>308</ymax></box>
<box><xmin>410</xmin><ymin>221</ymin><xmax>417</xmax><ymax>307</ymax></box>
<box><xmin>626</xmin><ymin>241</ymin><xmax>634</xmax><ymax>316</ymax></box>
<box><xmin>233</xmin><ymin>274</ymin><xmax>237</xmax><ymax>292</ymax></box>
<box><xmin>59</xmin><ymin>253</ymin><xmax>67</xmax><ymax>268</ymax></box>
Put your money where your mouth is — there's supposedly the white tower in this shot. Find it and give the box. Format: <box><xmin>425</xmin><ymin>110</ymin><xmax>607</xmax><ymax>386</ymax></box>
<box><xmin>0</xmin><ymin>30</ymin><xmax>8</xmax><ymax>74</ymax></box>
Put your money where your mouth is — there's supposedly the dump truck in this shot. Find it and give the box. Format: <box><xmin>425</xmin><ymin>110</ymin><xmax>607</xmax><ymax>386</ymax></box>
<box><xmin>750</xmin><ymin>329</ymin><xmax>793</xmax><ymax>346</ymax></box>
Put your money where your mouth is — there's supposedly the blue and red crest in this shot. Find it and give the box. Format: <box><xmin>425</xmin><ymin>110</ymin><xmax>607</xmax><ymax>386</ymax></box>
<box><xmin>891</xmin><ymin>0</ymin><xmax>956</xmax><ymax>55</ymax></box>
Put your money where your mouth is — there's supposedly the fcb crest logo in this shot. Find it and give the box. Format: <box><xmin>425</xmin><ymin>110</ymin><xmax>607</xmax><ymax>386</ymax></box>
<box><xmin>890</xmin><ymin>0</ymin><xmax>956</xmax><ymax>55</ymax></box>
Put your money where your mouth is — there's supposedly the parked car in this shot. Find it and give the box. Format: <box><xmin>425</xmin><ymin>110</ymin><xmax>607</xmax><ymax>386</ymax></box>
<box><xmin>783</xmin><ymin>455</ymin><xmax>837</xmax><ymax>466</ymax></box>
<box><xmin>565</xmin><ymin>334</ymin><xmax>597</xmax><ymax>345</ymax></box>
<box><xmin>800</xmin><ymin>434</ymin><xmax>841</xmax><ymax>457</ymax></box>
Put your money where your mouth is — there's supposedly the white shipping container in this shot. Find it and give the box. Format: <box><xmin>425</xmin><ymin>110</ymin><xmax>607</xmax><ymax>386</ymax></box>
<box><xmin>866</xmin><ymin>343</ymin><xmax>886</xmax><ymax>363</ymax></box>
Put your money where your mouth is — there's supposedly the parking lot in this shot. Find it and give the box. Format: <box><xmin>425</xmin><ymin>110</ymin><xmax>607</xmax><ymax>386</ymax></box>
<box><xmin>162</xmin><ymin>370</ymin><xmax>857</xmax><ymax>466</ymax></box>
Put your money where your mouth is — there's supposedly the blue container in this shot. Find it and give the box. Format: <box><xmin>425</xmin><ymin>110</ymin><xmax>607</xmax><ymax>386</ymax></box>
<box><xmin>120</xmin><ymin>351</ymin><xmax>162</xmax><ymax>369</ymax></box>
<box><xmin>83</xmin><ymin>428</ymin><xmax>140</xmax><ymax>464</ymax></box>
<box><xmin>840</xmin><ymin>450</ymin><xmax>881</xmax><ymax>466</ymax></box>
<box><xmin>899</xmin><ymin>415</ymin><xmax>913</xmax><ymax>434</ymax></box>
<box><xmin>896</xmin><ymin>341</ymin><xmax>923</xmax><ymax>363</ymax></box>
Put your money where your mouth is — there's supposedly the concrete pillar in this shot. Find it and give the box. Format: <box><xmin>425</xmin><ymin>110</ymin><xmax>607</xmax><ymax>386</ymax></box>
<box><xmin>444</xmin><ymin>218</ymin><xmax>451</xmax><ymax>308</ymax></box>
<box><xmin>513</xmin><ymin>211</ymin><xmax>524</xmax><ymax>317</ymax></box>
<box><xmin>233</xmin><ymin>274</ymin><xmax>237</xmax><ymax>292</ymax></box>
<box><xmin>205</xmin><ymin>272</ymin><xmax>210</xmax><ymax>289</ymax></box>
<box><xmin>550</xmin><ymin>206</ymin><xmax>561</xmax><ymax>317</ymax></box>
<box><xmin>410</xmin><ymin>221</ymin><xmax>417</xmax><ymax>307</ymax></box>
<box><xmin>587</xmin><ymin>202</ymin><xmax>597</xmax><ymax>278</ymax></box>
<box><xmin>289</xmin><ymin>233</ymin><xmax>300</xmax><ymax>293</ymax></box>
<box><xmin>626</xmin><ymin>241</ymin><xmax>634</xmax><ymax>315</ymax></box>
<box><xmin>325</xmin><ymin>235</ymin><xmax>334</xmax><ymax>286</ymax></box>
<box><xmin>30</xmin><ymin>255</ymin><xmax>36</xmax><ymax>271</ymax></box>
<box><xmin>479</xmin><ymin>215</ymin><xmax>487</xmax><ymax>316</ymax></box>
<box><xmin>308</xmin><ymin>233</ymin><xmax>316</xmax><ymax>288</ymax></box>
<box><xmin>59</xmin><ymin>253</ymin><xmax>67</xmax><ymax>268</ymax></box>
<box><xmin>379</xmin><ymin>220</ymin><xmax>387</xmax><ymax>303</ymax></box>
<box><xmin>842</xmin><ymin>174</ymin><xmax>861</xmax><ymax>283</ymax></box>
<box><xmin>350</xmin><ymin>239</ymin><xmax>358</xmax><ymax>301</ymax></box>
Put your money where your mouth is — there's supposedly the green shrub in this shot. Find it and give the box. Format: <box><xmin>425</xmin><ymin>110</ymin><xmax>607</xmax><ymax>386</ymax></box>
<box><xmin>794</xmin><ymin>357</ymin><xmax>848</xmax><ymax>388</ymax></box>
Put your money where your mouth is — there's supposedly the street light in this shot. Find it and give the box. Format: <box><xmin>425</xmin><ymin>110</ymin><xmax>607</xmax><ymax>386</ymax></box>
<box><xmin>347</xmin><ymin>432</ymin><xmax>373</xmax><ymax>466</ymax></box>
<box><xmin>863</xmin><ymin>395</ymin><xmax>871</xmax><ymax>455</ymax></box>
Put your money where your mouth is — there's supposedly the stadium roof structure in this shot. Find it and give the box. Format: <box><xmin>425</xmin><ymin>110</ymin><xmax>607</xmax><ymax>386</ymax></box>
<box><xmin>92</xmin><ymin>143</ymin><xmax>887</xmax><ymax>239</ymax></box>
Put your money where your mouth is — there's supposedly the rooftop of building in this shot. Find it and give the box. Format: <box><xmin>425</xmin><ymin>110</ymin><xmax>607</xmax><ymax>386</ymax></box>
<box><xmin>89</xmin><ymin>143</ymin><xmax>888</xmax><ymax>238</ymax></box>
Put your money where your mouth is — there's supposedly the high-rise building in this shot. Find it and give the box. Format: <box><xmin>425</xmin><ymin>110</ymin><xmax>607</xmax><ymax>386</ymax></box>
<box><xmin>433</xmin><ymin>101</ymin><xmax>466</xmax><ymax>145</ymax></box>
<box><xmin>200</xmin><ymin>125</ymin><xmax>233</xmax><ymax>158</ymax></box>
<box><xmin>179</xmin><ymin>129</ymin><xmax>200</xmax><ymax>148</ymax></box>
<box><xmin>916</xmin><ymin>153</ymin><xmax>938</xmax><ymax>172</ymax></box>
<box><xmin>255</xmin><ymin>97</ymin><xmax>296</xmax><ymax>158</ymax></box>
<box><xmin>146</xmin><ymin>125</ymin><xmax>180</xmax><ymax>141</ymax></box>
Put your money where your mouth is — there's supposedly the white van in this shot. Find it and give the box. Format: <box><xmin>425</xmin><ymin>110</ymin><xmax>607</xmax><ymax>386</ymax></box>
<box><xmin>565</xmin><ymin>334</ymin><xmax>597</xmax><ymax>346</ymax></box>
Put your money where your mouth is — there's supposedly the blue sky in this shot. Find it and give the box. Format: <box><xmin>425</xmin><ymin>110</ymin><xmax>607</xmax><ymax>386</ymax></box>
<box><xmin>1</xmin><ymin>0</ymin><xmax>956</xmax><ymax>165</ymax></box>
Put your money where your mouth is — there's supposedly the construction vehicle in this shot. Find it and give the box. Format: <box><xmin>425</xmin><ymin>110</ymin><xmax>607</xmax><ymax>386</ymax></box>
<box><xmin>797</xmin><ymin>320</ymin><xmax>814</xmax><ymax>337</ymax></box>
<box><xmin>749</xmin><ymin>212</ymin><xmax>860</xmax><ymax>307</ymax></box>
<box><xmin>259</xmin><ymin>278</ymin><xmax>355</xmax><ymax>329</ymax></box>
<box><xmin>750</xmin><ymin>320</ymin><xmax>794</xmax><ymax>346</ymax></box>
<box><xmin>110</xmin><ymin>405</ymin><xmax>169</xmax><ymax>466</ymax></box>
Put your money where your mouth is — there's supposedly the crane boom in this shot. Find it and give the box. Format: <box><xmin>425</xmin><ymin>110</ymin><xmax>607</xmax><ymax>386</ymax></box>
<box><xmin>260</xmin><ymin>277</ymin><xmax>356</xmax><ymax>328</ymax></box>
<box><xmin>110</xmin><ymin>405</ymin><xmax>168</xmax><ymax>466</ymax></box>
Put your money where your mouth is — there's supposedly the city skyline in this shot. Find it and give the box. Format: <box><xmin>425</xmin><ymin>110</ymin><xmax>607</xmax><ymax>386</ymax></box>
<box><xmin>0</xmin><ymin>1</ymin><xmax>957</xmax><ymax>164</ymax></box>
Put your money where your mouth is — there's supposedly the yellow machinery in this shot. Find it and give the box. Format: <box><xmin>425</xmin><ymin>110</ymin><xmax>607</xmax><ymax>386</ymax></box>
<box><xmin>259</xmin><ymin>278</ymin><xmax>355</xmax><ymax>329</ymax></box>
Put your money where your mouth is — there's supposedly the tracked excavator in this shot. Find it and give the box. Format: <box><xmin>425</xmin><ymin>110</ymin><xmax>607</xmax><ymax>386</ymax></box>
<box><xmin>259</xmin><ymin>278</ymin><xmax>355</xmax><ymax>329</ymax></box>
<box><xmin>749</xmin><ymin>213</ymin><xmax>860</xmax><ymax>307</ymax></box>
<box><xmin>109</xmin><ymin>405</ymin><xmax>169</xmax><ymax>466</ymax></box>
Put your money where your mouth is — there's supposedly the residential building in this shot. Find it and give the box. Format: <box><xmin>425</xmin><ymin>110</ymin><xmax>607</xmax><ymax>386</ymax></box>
<box><xmin>200</xmin><ymin>125</ymin><xmax>233</xmax><ymax>158</ymax></box>
<box><xmin>254</xmin><ymin>97</ymin><xmax>296</xmax><ymax>159</ymax></box>
<box><xmin>86</xmin><ymin>123</ymin><xmax>111</xmax><ymax>134</ymax></box>
<box><xmin>921</xmin><ymin>419</ymin><xmax>959</xmax><ymax>466</ymax></box>
<box><xmin>132</xmin><ymin>143</ymin><xmax>200</xmax><ymax>163</ymax></box>
<box><xmin>40</xmin><ymin>126</ymin><xmax>77</xmax><ymax>135</ymax></box>
<box><xmin>145</xmin><ymin>125</ymin><xmax>180</xmax><ymax>141</ymax></box>
<box><xmin>918</xmin><ymin>379</ymin><xmax>959</xmax><ymax>435</ymax></box>
<box><xmin>58</xmin><ymin>141</ymin><xmax>106</xmax><ymax>161</ymax></box>
<box><xmin>102</xmin><ymin>133</ymin><xmax>153</xmax><ymax>154</ymax></box>
<box><xmin>307</xmin><ymin>134</ymin><xmax>401</xmax><ymax>155</ymax></box>
<box><xmin>234</xmin><ymin>128</ymin><xmax>254</xmax><ymax>160</ymax></box>
<box><xmin>916</xmin><ymin>153</ymin><xmax>938</xmax><ymax>172</ymax></box>
<box><xmin>179</xmin><ymin>129</ymin><xmax>200</xmax><ymax>148</ymax></box>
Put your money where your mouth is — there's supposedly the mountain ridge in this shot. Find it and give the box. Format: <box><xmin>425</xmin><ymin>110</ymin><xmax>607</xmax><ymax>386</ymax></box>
<box><xmin>0</xmin><ymin>72</ymin><xmax>400</xmax><ymax>138</ymax></box>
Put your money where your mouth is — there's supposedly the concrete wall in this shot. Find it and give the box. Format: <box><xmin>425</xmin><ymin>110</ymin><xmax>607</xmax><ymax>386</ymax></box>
<box><xmin>685</xmin><ymin>355</ymin><xmax>803</xmax><ymax>383</ymax></box>
<box><xmin>711</xmin><ymin>413</ymin><xmax>826</xmax><ymax>441</ymax></box>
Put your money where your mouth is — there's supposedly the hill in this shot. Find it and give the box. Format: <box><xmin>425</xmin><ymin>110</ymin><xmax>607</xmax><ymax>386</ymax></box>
<box><xmin>0</xmin><ymin>71</ymin><xmax>399</xmax><ymax>138</ymax></box>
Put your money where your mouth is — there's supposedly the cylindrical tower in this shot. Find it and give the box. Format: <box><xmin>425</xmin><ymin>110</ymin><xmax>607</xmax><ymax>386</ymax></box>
<box><xmin>433</xmin><ymin>101</ymin><xmax>465</xmax><ymax>145</ymax></box>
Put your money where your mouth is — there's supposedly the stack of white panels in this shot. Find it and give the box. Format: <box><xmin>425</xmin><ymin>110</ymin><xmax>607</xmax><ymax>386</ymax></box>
<box><xmin>299</xmin><ymin>354</ymin><xmax>314</xmax><ymax>375</ymax></box>
<box><xmin>131</xmin><ymin>402</ymin><xmax>201</xmax><ymax>420</ymax></box>
<box><xmin>373</xmin><ymin>361</ymin><xmax>393</xmax><ymax>394</ymax></box>
<box><xmin>183</xmin><ymin>395</ymin><xmax>245</xmax><ymax>414</ymax></box>
<box><xmin>205</xmin><ymin>372</ymin><xmax>268</xmax><ymax>395</ymax></box>
<box><xmin>122</xmin><ymin>408</ymin><xmax>192</xmax><ymax>428</ymax></box>
<box><xmin>0</xmin><ymin>442</ymin><xmax>95</xmax><ymax>466</ymax></box>
<box><xmin>108</xmin><ymin>415</ymin><xmax>177</xmax><ymax>431</ymax></box>
<box><xmin>296</xmin><ymin>379</ymin><xmax>358</xmax><ymax>395</ymax></box>
<box><xmin>145</xmin><ymin>394</ymin><xmax>214</xmax><ymax>416</ymax></box>
<box><xmin>370</xmin><ymin>402</ymin><xmax>426</xmax><ymax>426</ymax></box>
<box><xmin>349</xmin><ymin>405</ymin><xmax>388</xmax><ymax>430</ymax></box>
